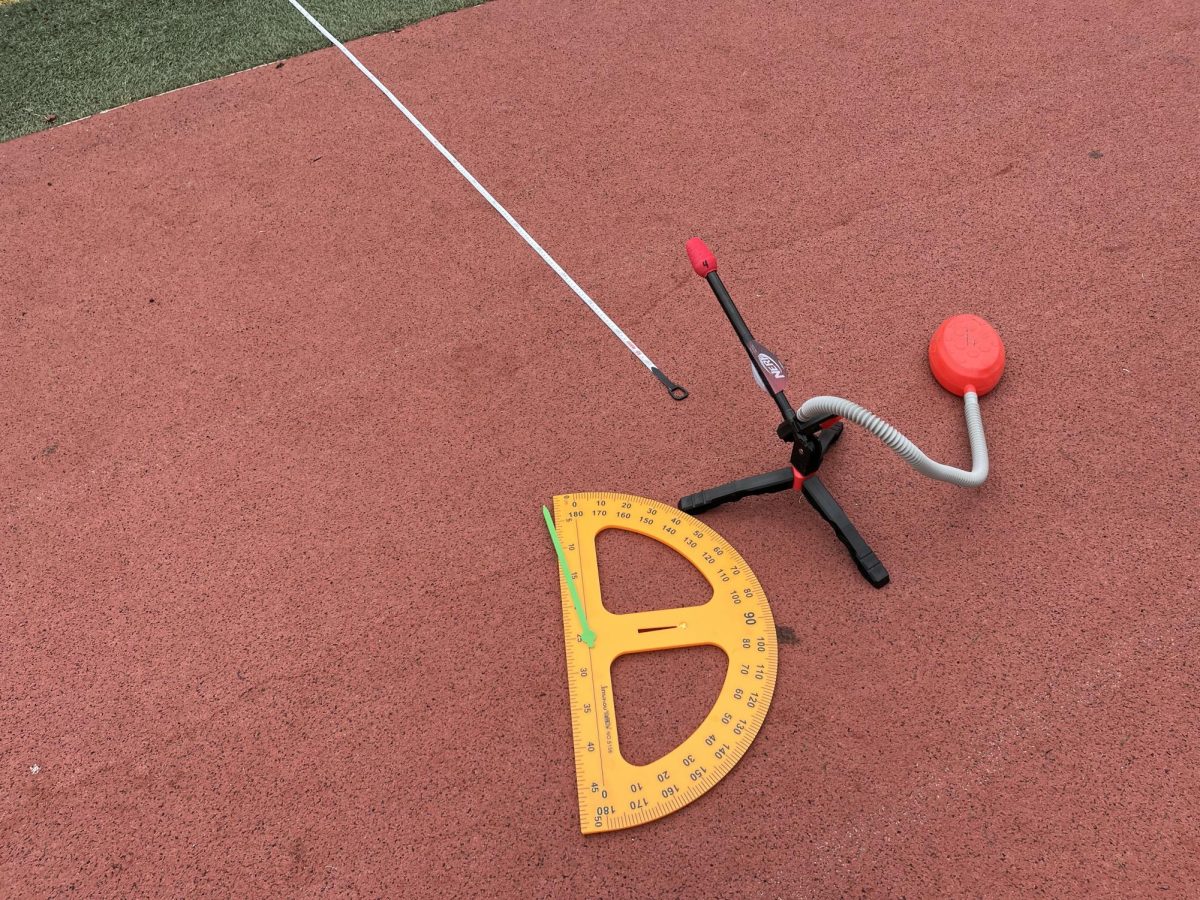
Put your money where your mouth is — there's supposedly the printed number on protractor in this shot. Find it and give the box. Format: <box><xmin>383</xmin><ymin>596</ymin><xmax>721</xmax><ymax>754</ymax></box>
<box><xmin>551</xmin><ymin>492</ymin><xmax>778</xmax><ymax>834</ymax></box>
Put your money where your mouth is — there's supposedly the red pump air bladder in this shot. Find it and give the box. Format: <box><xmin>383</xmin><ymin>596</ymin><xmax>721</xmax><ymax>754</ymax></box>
<box><xmin>928</xmin><ymin>314</ymin><xmax>1005</xmax><ymax>397</ymax></box>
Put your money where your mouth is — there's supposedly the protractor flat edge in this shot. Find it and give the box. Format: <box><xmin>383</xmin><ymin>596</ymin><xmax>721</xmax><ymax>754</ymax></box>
<box><xmin>550</xmin><ymin>492</ymin><xmax>779</xmax><ymax>834</ymax></box>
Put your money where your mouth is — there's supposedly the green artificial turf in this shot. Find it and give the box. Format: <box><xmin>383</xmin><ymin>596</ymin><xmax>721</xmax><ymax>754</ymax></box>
<box><xmin>0</xmin><ymin>0</ymin><xmax>488</xmax><ymax>143</ymax></box>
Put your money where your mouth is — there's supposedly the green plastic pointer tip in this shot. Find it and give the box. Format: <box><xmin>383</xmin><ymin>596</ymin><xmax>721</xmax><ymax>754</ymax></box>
<box><xmin>542</xmin><ymin>505</ymin><xmax>597</xmax><ymax>648</ymax></box>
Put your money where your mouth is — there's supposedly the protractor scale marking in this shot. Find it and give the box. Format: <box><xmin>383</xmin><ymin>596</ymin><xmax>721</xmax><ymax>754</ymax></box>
<box><xmin>552</xmin><ymin>492</ymin><xmax>778</xmax><ymax>834</ymax></box>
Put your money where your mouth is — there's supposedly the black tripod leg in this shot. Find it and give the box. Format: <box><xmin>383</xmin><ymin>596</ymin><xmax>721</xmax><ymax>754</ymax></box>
<box><xmin>800</xmin><ymin>475</ymin><xmax>890</xmax><ymax>588</ymax></box>
<box><xmin>680</xmin><ymin>468</ymin><xmax>794</xmax><ymax>515</ymax></box>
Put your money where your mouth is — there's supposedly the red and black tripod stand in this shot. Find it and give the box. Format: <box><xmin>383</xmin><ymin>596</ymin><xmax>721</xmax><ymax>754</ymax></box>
<box><xmin>677</xmin><ymin>238</ymin><xmax>890</xmax><ymax>588</ymax></box>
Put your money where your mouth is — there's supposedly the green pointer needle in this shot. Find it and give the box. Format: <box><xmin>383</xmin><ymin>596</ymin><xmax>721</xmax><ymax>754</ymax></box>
<box><xmin>542</xmin><ymin>505</ymin><xmax>597</xmax><ymax>648</ymax></box>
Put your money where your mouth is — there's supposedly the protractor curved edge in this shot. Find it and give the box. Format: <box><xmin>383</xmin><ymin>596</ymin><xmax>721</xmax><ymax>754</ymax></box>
<box><xmin>549</xmin><ymin>491</ymin><xmax>780</xmax><ymax>835</ymax></box>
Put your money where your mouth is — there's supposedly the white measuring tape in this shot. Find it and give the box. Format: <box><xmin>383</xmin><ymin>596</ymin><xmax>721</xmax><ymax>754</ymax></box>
<box><xmin>283</xmin><ymin>0</ymin><xmax>688</xmax><ymax>400</ymax></box>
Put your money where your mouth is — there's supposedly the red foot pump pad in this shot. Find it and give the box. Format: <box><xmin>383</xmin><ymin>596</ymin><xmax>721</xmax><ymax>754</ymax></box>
<box><xmin>928</xmin><ymin>314</ymin><xmax>1006</xmax><ymax>397</ymax></box>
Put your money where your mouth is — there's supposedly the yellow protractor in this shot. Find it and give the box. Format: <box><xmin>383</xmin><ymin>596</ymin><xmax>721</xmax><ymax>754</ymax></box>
<box><xmin>547</xmin><ymin>492</ymin><xmax>778</xmax><ymax>834</ymax></box>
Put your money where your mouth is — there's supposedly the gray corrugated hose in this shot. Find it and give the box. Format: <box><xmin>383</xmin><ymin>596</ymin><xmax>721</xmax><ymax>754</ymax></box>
<box><xmin>798</xmin><ymin>393</ymin><xmax>989</xmax><ymax>488</ymax></box>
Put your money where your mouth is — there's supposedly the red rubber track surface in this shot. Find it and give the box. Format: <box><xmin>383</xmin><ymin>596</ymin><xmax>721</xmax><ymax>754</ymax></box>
<box><xmin>2</xmin><ymin>0</ymin><xmax>1198</xmax><ymax>895</ymax></box>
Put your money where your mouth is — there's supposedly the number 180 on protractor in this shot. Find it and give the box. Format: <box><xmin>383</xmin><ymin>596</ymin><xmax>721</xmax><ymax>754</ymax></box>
<box><xmin>543</xmin><ymin>492</ymin><xmax>778</xmax><ymax>833</ymax></box>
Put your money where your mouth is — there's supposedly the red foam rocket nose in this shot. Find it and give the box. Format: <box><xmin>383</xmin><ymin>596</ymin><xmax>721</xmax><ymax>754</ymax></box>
<box><xmin>928</xmin><ymin>314</ymin><xmax>1005</xmax><ymax>397</ymax></box>
<box><xmin>685</xmin><ymin>237</ymin><xmax>718</xmax><ymax>277</ymax></box>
